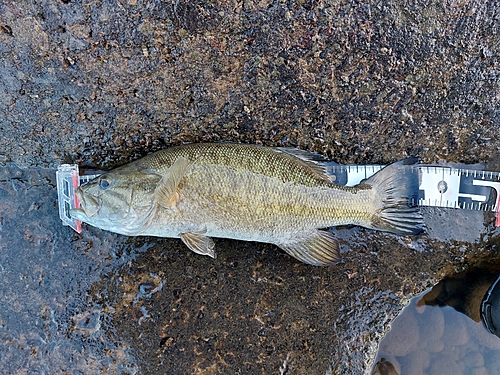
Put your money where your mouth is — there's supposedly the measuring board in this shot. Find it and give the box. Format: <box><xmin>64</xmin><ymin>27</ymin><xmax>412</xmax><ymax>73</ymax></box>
<box><xmin>56</xmin><ymin>165</ymin><xmax>100</xmax><ymax>233</ymax></box>
<box><xmin>325</xmin><ymin>163</ymin><xmax>500</xmax><ymax>226</ymax></box>
<box><xmin>57</xmin><ymin>163</ymin><xmax>500</xmax><ymax>233</ymax></box>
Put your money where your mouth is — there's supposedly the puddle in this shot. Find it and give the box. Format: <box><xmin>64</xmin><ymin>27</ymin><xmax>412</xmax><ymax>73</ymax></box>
<box><xmin>372</xmin><ymin>262</ymin><xmax>500</xmax><ymax>375</ymax></box>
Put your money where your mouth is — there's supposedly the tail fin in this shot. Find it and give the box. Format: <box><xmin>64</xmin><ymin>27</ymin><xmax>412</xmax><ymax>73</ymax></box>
<box><xmin>363</xmin><ymin>158</ymin><xmax>424</xmax><ymax>235</ymax></box>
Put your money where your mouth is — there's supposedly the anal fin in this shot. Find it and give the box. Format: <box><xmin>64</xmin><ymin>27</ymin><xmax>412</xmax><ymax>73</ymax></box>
<box><xmin>180</xmin><ymin>230</ymin><xmax>216</xmax><ymax>259</ymax></box>
<box><xmin>277</xmin><ymin>230</ymin><xmax>340</xmax><ymax>266</ymax></box>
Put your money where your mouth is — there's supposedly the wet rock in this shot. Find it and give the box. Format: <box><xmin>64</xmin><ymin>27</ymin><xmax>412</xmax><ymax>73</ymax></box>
<box><xmin>0</xmin><ymin>166</ymin><xmax>141</xmax><ymax>374</ymax></box>
<box><xmin>2</xmin><ymin>0</ymin><xmax>500</xmax><ymax>373</ymax></box>
<box><xmin>1</xmin><ymin>0</ymin><xmax>499</xmax><ymax>169</ymax></box>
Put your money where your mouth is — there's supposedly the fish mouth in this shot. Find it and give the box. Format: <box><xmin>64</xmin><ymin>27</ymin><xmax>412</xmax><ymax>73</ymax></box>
<box><xmin>69</xmin><ymin>207</ymin><xmax>87</xmax><ymax>221</ymax></box>
<box><xmin>70</xmin><ymin>187</ymin><xmax>100</xmax><ymax>220</ymax></box>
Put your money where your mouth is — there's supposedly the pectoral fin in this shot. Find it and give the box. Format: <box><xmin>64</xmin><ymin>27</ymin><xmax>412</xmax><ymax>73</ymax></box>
<box><xmin>277</xmin><ymin>230</ymin><xmax>340</xmax><ymax>266</ymax></box>
<box><xmin>154</xmin><ymin>156</ymin><xmax>190</xmax><ymax>209</ymax></box>
<box><xmin>180</xmin><ymin>230</ymin><xmax>216</xmax><ymax>258</ymax></box>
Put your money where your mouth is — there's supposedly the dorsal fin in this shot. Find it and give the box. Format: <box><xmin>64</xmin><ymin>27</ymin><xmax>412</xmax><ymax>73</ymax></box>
<box><xmin>277</xmin><ymin>148</ymin><xmax>332</xmax><ymax>183</ymax></box>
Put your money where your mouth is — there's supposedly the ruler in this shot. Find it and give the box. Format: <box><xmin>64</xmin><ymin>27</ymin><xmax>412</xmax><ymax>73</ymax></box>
<box><xmin>57</xmin><ymin>163</ymin><xmax>500</xmax><ymax>232</ymax></box>
<box><xmin>325</xmin><ymin>163</ymin><xmax>500</xmax><ymax>226</ymax></box>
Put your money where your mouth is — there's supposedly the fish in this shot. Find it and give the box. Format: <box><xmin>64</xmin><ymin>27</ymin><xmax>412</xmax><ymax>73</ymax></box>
<box><xmin>70</xmin><ymin>143</ymin><xmax>423</xmax><ymax>266</ymax></box>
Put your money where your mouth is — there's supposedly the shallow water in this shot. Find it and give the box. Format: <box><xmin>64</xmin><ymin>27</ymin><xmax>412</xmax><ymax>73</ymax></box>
<box><xmin>372</xmin><ymin>264</ymin><xmax>500</xmax><ymax>375</ymax></box>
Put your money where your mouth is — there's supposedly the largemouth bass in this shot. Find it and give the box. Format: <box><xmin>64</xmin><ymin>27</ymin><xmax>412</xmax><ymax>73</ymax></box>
<box><xmin>71</xmin><ymin>143</ymin><xmax>423</xmax><ymax>266</ymax></box>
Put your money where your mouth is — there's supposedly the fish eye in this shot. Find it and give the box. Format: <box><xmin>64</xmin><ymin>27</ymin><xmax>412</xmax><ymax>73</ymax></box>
<box><xmin>99</xmin><ymin>177</ymin><xmax>111</xmax><ymax>189</ymax></box>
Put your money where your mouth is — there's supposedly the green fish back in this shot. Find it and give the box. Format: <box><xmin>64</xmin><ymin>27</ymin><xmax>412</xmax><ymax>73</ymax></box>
<box><xmin>131</xmin><ymin>143</ymin><xmax>334</xmax><ymax>188</ymax></box>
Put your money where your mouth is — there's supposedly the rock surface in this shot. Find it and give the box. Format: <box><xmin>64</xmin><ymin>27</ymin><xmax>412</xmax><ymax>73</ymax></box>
<box><xmin>1</xmin><ymin>0</ymin><xmax>500</xmax><ymax>374</ymax></box>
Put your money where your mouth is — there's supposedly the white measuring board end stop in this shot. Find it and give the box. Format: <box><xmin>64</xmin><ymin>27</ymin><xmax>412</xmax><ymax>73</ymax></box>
<box><xmin>56</xmin><ymin>164</ymin><xmax>100</xmax><ymax>233</ymax></box>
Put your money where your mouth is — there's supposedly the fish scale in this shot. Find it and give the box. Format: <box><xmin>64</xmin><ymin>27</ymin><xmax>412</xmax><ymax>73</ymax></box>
<box><xmin>61</xmin><ymin>143</ymin><xmax>424</xmax><ymax>266</ymax></box>
<box><xmin>140</xmin><ymin>143</ymin><xmax>334</xmax><ymax>188</ymax></box>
